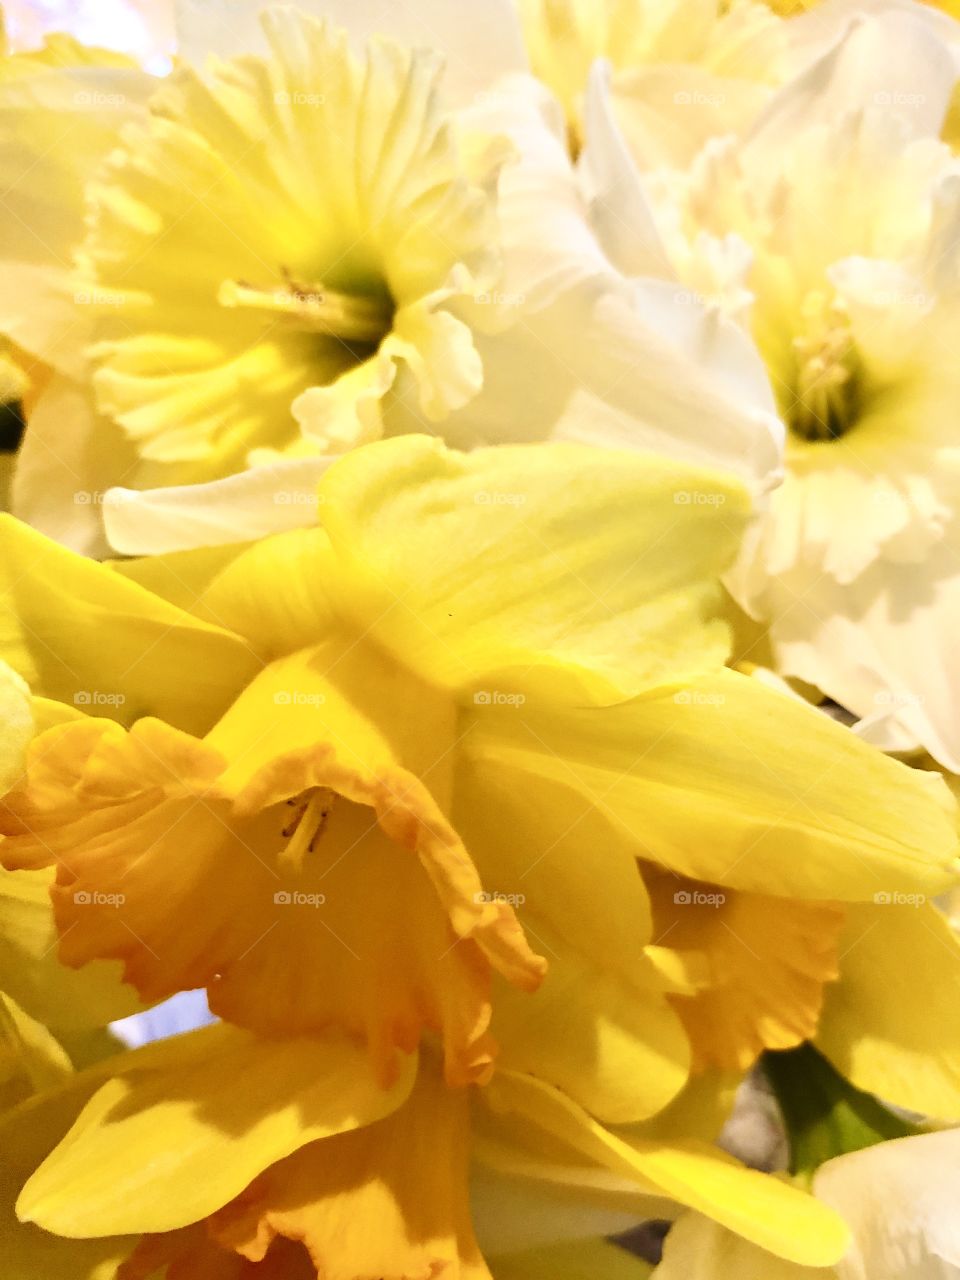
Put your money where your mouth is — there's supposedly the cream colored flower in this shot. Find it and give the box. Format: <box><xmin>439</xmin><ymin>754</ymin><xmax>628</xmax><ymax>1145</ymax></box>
<box><xmin>582</xmin><ymin>8</ymin><xmax>960</xmax><ymax>768</ymax></box>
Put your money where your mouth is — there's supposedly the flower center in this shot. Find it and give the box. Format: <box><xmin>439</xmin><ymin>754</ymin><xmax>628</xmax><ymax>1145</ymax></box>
<box><xmin>784</xmin><ymin>292</ymin><xmax>864</xmax><ymax>443</ymax></box>
<box><xmin>278</xmin><ymin>786</ymin><xmax>338</xmax><ymax>873</ymax></box>
<box><xmin>219</xmin><ymin>269</ymin><xmax>394</xmax><ymax>347</ymax></box>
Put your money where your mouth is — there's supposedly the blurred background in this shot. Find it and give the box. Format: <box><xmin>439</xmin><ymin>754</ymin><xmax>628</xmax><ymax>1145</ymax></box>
<box><xmin>3</xmin><ymin>0</ymin><xmax>174</xmax><ymax>70</ymax></box>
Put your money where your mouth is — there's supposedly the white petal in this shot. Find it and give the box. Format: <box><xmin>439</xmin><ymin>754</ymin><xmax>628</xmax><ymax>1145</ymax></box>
<box><xmin>579</xmin><ymin>60</ymin><xmax>675</xmax><ymax>280</ymax></box>
<box><xmin>11</xmin><ymin>375</ymin><xmax>129</xmax><ymax>557</ymax></box>
<box><xmin>654</xmin><ymin>1211</ymin><xmax>830</xmax><ymax>1280</ymax></box>
<box><xmin>815</xmin><ymin>1132</ymin><xmax>960</xmax><ymax>1280</ymax></box>
<box><xmin>759</xmin><ymin>540</ymin><xmax>960</xmax><ymax>772</ymax></box>
<box><xmin>103</xmin><ymin>457</ymin><xmax>332</xmax><ymax>555</ymax></box>
<box><xmin>744</xmin><ymin>10</ymin><xmax>957</xmax><ymax>187</ymax></box>
<box><xmin>432</xmin><ymin>279</ymin><xmax>783</xmax><ymax>499</ymax></box>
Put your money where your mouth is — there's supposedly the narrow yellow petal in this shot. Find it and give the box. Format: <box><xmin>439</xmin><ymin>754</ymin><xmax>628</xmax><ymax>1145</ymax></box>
<box><xmin>817</xmin><ymin>902</ymin><xmax>960</xmax><ymax>1120</ymax></box>
<box><xmin>0</xmin><ymin>515</ymin><xmax>260</xmax><ymax>734</ymax></box>
<box><xmin>482</xmin><ymin>1070</ymin><xmax>850</xmax><ymax>1267</ymax></box>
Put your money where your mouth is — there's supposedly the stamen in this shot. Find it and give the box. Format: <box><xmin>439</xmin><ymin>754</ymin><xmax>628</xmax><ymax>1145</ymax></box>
<box><xmin>278</xmin><ymin>787</ymin><xmax>336</xmax><ymax>873</ymax></box>
<box><xmin>786</xmin><ymin>293</ymin><xmax>864</xmax><ymax>443</ymax></box>
<box><xmin>218</xmin><ymin>274</ymin><xmax>392</xmax><ymax>345</ymax></box>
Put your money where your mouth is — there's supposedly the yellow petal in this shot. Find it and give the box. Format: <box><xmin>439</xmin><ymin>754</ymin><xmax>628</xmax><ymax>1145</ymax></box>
<box><xmin>18</xmin><ymin>1024</ymin><xmax>417</xmax><ymax>1237</ymax></box>
<box><xmin>0</xmin><ymin>867</ymin><xmax>144</xmax><ymax>1033</ymax></box>
<box><xmin>464</xmin><ymin>666</ymin><xmax>959</xmax><ymax>901</ymax></box>
<box><xmin>0</xmin><ymin>515</ymin><xmax>260</xmax><ymax>734</ymax></box>
<box><xmin>0</xmin><ymin>1085</ymin><xmax>135</xmax><ymax>1279</ymax></box>
<box><xmin>0</xmin><ymin>657</ymin><xmax>31</xmax><ymax>793</ymax></box>
<box><xmin>817</xmin><ymin>901</ymin><xmax>960</xmax><ymax>1120</ymax></box>
<box><xmin>482</xmin><ymin>1070</ymin><xmax>850</xmax><ymax>1267</ymax></box>
<box><xmin>202</xmin><ymin>1057</ymin><xmax>488</xmax><ymax>1280</ymax></box>
<box><xmin>0</xmin><ymin>992</ymin><xmax>72</xmax><ymax>1099</ymax></box>
<box><xmin>317</xmin><ymin>434</ymin><xmax>750</xmax><ymax>698</ymax></box>
<box><xmin>644</xmin><ymin>863</ymin><xmax>843</xmax><ymax>1070</ymax></box>
<box><xmin>456</xmin><ymin>760</ymin><xmax>690</xmax><ymax>1123</ymax></box>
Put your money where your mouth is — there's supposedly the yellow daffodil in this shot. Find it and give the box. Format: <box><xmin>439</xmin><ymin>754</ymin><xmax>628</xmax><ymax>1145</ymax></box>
<box><xmin>78</xmin><ymin>7</ymin><xmax>509</xmax><ymax>475</ymax></box>
<box><xmin>0</xmin><ymin>1021</ymin><xmax>853</xmax><ymax>1278</ymax></box>
<box><xmin>1</xmin><ymin>436</ymin><xmax>959</xmax><ymax>1276</ymax></box>
<box><xmin>581</xmin><ymin>7</ymin><xmax>960</xmax><ymax>769</ymax></box>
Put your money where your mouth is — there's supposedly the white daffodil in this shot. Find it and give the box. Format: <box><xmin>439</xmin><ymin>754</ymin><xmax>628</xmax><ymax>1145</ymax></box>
<box><xmin>59</xmin><ymin>0</ymin><xmax>783</xmax><ymax>557</ymax></box>
<box><xmin>581</xmin><ymin>8</ymin><xmax>960</xmax><ymax>768</ymax></box>
<box><xmin>653</xmin><ymin>1127</ymin><xmax>960</xmax><ymax>1279</ymax></box>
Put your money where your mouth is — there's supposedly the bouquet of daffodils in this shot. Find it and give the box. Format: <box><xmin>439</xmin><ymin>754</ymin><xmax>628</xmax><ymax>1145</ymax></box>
<box><xmin>2</xmin><ymin>0</ymin><xmax>960</xmax><ymax>1276</ymax></box>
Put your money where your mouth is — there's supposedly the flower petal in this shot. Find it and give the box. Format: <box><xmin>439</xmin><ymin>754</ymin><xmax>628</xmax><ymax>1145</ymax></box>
<box><xmin>463</xmin><ymin>666</ymin><xmax>959</xmax><ymax>901</ymax></box>
<box><xmin>0</xmin><ymin>658</ymin><xmax>31</xmax><ymax>794</ymax></box>
<box><xmin>455</xmin><ymin>759</ymin><xmax>690</xmax><ymax>1123</ymax></box>
<box><xmin>0</xmin><ymin>515</ymin><xmax>260</xmax><ymax>734</ymax></box>
<box><xmin>175</xmin><ymin>0</ymin><xmax>528</xmax><ymax>106</ymax></box>
<box><xmin>481</xmin><ymin>1070</ymin><xmax>850</xmax><ymax>1266</ymax></box>
<box><xmin>816</xmin><ymin>902</ymin><xmax>960</xmax><ymax>1121</ymax></box>
<box><xmin>102</xmin><ymin>457</ymin><xmax>332</xmax><ymax>556</ymax></box>
<box><xmin>317</xmin><ymin>434</ymin><xmax>750</xmax><ymax>698</ymax></box>
<box><xmin>202</xmin><ymin>1058</ymin><xmax>488</xmax><ymax>1280</ymax></box>
<box><xmin>654</xmin><ymin>1211</ymin><xmax>825</xmax><ymax>1280</ymax></box>
<box><xmin>644</xmin><ymin>863</ymin><xmax>843</xmax><ymax>1070</ymax></box>
<box><xmin>0</xmin><ymin>866</ymin><xmax>144</xmax><ymax>1033</ymax></box>
<box><xmin>18</xmin><ymin>1024</ymin><xmax>417</xmax><ymax>1237</ymax></box>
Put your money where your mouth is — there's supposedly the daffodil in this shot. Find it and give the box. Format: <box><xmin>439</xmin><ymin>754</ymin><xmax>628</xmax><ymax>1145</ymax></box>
<box><xmin>581</xmin><ymin>7</ymin><xmax>960</xmax><ymax>769</ymax></box>
<box><xmin>517</xmin><ymin>0</ymin><xmax>784</xmax><ymax>160</ymax></box>
<box><xmin>0</xmin><ymin>1022</ymin><xmax>852</xmax><ymax>1279</ymax></box>
<box><xmin>1</xmin><ymin>436</ymin><xmax>959</xmax><ymax>1275</ymax></box>
<box><xmin>1</xmin><ymin>1</ymin><xmax>782</xmax><ymax>558</ymax></box>
<box><xmin>653</xmin><ymin>1126</ymin><xmax>960</xmax><ymax>1278</ymax></box>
